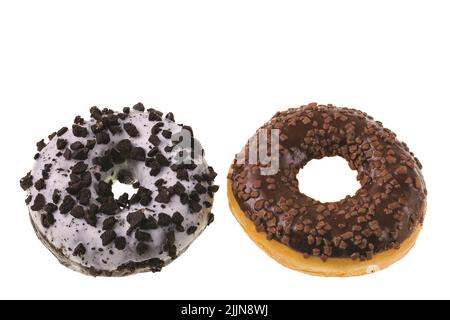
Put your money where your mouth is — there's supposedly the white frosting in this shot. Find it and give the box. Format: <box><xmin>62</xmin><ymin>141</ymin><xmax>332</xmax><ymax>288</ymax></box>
<box><xmin>26</xmin><ymin>109</ymin><xmax>215</xmax><ymax>273</ymax></box>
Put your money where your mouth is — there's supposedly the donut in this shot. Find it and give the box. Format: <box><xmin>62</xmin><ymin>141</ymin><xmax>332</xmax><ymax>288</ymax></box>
<box><xmin>20</xmin><ymin>103</ymin><xmax>218</xmax><ymax>276</ymax></box>
<box><xmin>228</xmin><ymin>103</ymin><xmax>426</xmax><ymax>277</ymax></box>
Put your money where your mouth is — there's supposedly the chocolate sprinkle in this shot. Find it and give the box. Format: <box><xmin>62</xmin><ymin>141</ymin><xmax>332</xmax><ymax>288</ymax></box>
<box><xmin>229</xmin><ymin>103</ymin><xmax>426</xmax><ymax>260</ymax></box>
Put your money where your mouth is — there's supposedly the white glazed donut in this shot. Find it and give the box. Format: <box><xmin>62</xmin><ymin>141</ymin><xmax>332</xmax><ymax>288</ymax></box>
<box><xmin>20</xmin><ymin>103</ymin><xmax>218</xmax><ymax>276</ymax></box>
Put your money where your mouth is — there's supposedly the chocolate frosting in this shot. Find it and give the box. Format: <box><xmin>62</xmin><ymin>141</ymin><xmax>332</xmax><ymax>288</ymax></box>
<box><xmin>229</xmin><ymin>103</ymin><xmax>427</xmax><ymax>261</ymax></box>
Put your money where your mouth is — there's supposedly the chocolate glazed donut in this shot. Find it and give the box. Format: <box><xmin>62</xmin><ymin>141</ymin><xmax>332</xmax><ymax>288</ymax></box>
<box><xmin>228</xmin><ymin>103</ymin><xmax>427</xmax><ymax>277</ymax></box>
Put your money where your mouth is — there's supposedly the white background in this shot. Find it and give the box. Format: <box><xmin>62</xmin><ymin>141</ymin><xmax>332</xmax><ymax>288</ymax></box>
<box><xmin>0</xmin><ymin>0</ymin><xmax>449</xmax><ymax>300</ymax></box>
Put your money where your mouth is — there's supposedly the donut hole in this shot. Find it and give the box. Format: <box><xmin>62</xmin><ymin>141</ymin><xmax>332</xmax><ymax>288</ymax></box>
<box><xmin>111</xmin><ymin>169</ymin><xmax>137</xmax><ymax>198</ymax></box>
<box><xmin>297</xmin><ymin>156</ymin><xmax>360</xmax><ymax>203</ymax></box>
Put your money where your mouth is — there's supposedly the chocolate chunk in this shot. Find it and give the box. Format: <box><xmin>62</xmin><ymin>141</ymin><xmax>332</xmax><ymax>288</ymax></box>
<box><xmin>140</xmin><ymin>216</ymin><xmax>158</xmax><ymax>230</ymax></box>
<box><xmin>86</xmin><ymin>139</ymin><xmax>96</xmax><ymax>150</ymax></box>
<box><xmin>70</xmin><ymin>141</ymin><xmax>84</xmax><ymax>150</ymax></box>
<box><xmin>108</xmin><ymin>124</ymin><xmax>122</xmax><ymax>135</ymax></box>
<box><xmin>148</xmin><ymin>110</ymin><xmax>162</xmax><ymax>122</ymax></box>
<box><xmin>117</xmin><ymin>169</ymin><xmax>134</xmax><ymax>184</ymax></box>
<box><xmin>25</xmin><ymin>195</ymin><xmax>32</xmax><ymax>205</ymax></box>
<box><xmin>41</xmin><ymin>213</ymin><xmax>55</xmax><ymax>228</ymax></box>
<box><xmin>165</xmin><ymin>112</ymin><xmax>175</xmax><ymax>122</ymax></box>
<box><xmin>93</xmin><ymin>156</ymin><xmax>114</xmax><ymax>172</ymax></box>
<box><xmin>133</xmin><ymin>102</ymin><xmax>145</xmax><ymax>111</ymax></box>
<box><xmin>96</xmin><ymin>131</ymin><xmax>110</xmax><ymax>144</ymax></box>
<box><xmin>156</xmin><ymin>153</ymin><xmax>170</xmax><ymax>166</ymax></box>
<box><xmin>56</xmin><ymin>139</ymin><xmax>68</xmax><ymax>151</ymax></box>
<box><xmin>52</xmin><ymin>189</ymin><xmax>61</xmax><ymax>204</ymax></box>
<box><xmin>176</xmin><ymin>169</ymin><xmax>189</xmax><ymax>181</ymax></box>
<box><xmin>114</xmin><ymin>237</ymin><xmax>126</xmax><ymax>250</ymax></box>
<box><xmin>171</xmin><ymin>212</ymin><xmax>184</xmax><ymax>225</ymax></box>
<box><xmin>36</xmin><ymin>139</ymin><xmax>46</xmax><ymax>152</ymax></box>
<box><xmin>117</xmin><ymin>139</ymin><xmax>133</xmax><ymax>155</ymax></box>
<box><xmin>34</xmin><ymin>153</ymin><xmax>40</xmax><ymax>160</ymax></box>
<box><xmin>63</xmin><ymin>149</ymin><xmax>72</xmax><ymax>160</ymax></box>
<box><xmin>151</xmin><ymin>122</ymin><xmax>164</xmax><ymax>135</ymax></box>
<box><xmin>147</xmin><ymin>160</ymin><xmax>161</xmax><ymax>176</ymax></box>
<box><xmin>85</xmin><ymin>212</ymin><xmax>97</xmax><ymax>227</ymax></box>
<box><xmin>44</xmin><ymin>203</ymin><xmax>58</xmax><ymax>214</ymax></box>
<box><xmin>20</xmin><ymin>172</ymin><xmax>33</xmax><ymax>191</ymax></box>
<box><xmin>72</xmin><ymin>148</ymin><xmax>89</xmax><ymax>160</ymax></box>
<box><xmin>56</xmin><ymin>196</ymin><xmax>71</xmax><ymax>215</ymax></box>
<box><xmin>195</xmin><ymin>183</ymin><xmax>207</xmax><ymax>194</ymax></box>
<box><xmin>73</xmin><ymin>243</ymin><xmax>86</xmax><ymax>257</ymax></box>
<box><xmin>172</xmin><ymin>181</ymin><xmax>186</xmax><ymax>196</ymax></box>
<box><xmin>203</xmin><ymin>201</ymin><xmax>212</xmax><ymax>208</ymax></box>
<box><xmin>127</xmin><ymin>210</ymin><xmax>146</xmax><ymax>234</ymax></box>
<box><xmin>147</xmin><ymin>147</ymin><xmax>159</xmax><ymax>157</ymax></box>
<box><xmin>180</xmin><ymin>193</ymin><xmax>189</xmax><ymax>205</ymax></box>
<box><xmin>89</xmin><ymin>106</ymin><xmax>103</xmax><ymax>120</ymax></box>
<box><xmin>161</xmin><ymin>130</ymin><xmax>172</xmax><ymax>139</ymax></box>
<box><xmin>207</xmin><ymin>213</ymin><xmax>215</xmax><ymax>225</ymax></box>
<box><xmin>155</xmin><ymin>187</ymin><xmax>171</xmax><ymax>204</ymax></box>
<box><xmin>80</xmin><ymin>172</ymin><xmax>92</xmax><ymax>187</ymax></box>
<box><xmin>57</xmin><ymin>127</ymin><xmax>68</xmax><ymax>136</ymax></box>
<box><xmin>97</xmin><ymin>181</ymin><xmax>113</xmax><ymax>197</ymax></box>
<box><xmin>48</xmin><ymin>132</ymin><xmax>57</xmax><ymax>140</ymax></box>
<box><xmin>155</xmin><ymin>178</ymin><xmax>166</xmax><ymax>187</ymax></box>
<box><xmin>90</xmin><ymin>121</ymin><xmax>105</xmax><ymax>134</ymax></box>
<box><xmin>158</xmin><ymin>213</ymin><xmax>172</xmax><ymax>226</ymax></box>
<box><xmin>31</xmin><ymin>193</ymin><xmax>46</xmax><ymax>211</ymax></box>
<box><xmin>74</xmin><ymin>115</ymin><xmax>85</xmax><ymax>125</ymax></box>
<box><xmin>208</xmin><ymin>185</ymin><xmax>220</xmax><ymax>193</ymax></box>
<box><xmin>136</xmin><ymin>242</ymin><xmax>149</xmax><ymax>255</ymax></box>
<box><xmin>110</xmin><ymin>148</ymin><xmax>125</xmax><ymax>164</ymax></box>
<box><xmin>186</xmin><ymin>226</ymin><xmax>197</xmax><ymax>235</ymax></box>
<box><xmin>72</xmin><ymin>124</ymin><xmax>88</xmax><ymax>138</ymax></box>
<box><xmin>101</xmin><ymin>230</ymin><xmax>117</xmax><ymax>246</ymax></box>
<box><xmin>135</xmin><ymin>230</ymin><xmax>152</xmax><ymax>242</ymax></box>
<box><xmin>88</xmin><ymin>203</ymin><xmax>99</xmax><ymax>215</ymax></box>
<box><xmin>102</xmin><ymin>217</ymin><xmax>117</xmax><ymax>230</ymax></box>
<box><xmin>175</xmin><ymin>225</ymin><xmax>185</xmax><ymax>232</ymax></box>
<box><xmin>72</xmin><ymin>162</ymin><xmax>88</xmax><ymax>174</ymax></box>
<box><xmin>189</xmin><ymin>202</ymin><xmax>202</xmax><ymax>214</ymax></box>
<box><xmin>41</xmin><ymin>170</ymin><xmax>49</xmax><ymax>180</ymax></box>
<box><xmin>117</xmin><ymin>193</ymin><xmax>129</xmax><ymax>208</ymax></box>
<box><xmin>124</xmin><ymin>122</ymin><xmax>139</xmax><ymax>137</ymax></box>
<box><xmin>129</xmin><ymin>147</ymin><xmax>146</xmax><ymax>161</ymax></box>
<box><xmin>78</xmin><ymin>188</ymin><xmax>91</xmax><ymax>205</ymax></box>
<box><xmin>100</xmin><ymin>197</ymin><xmax>118</xmax><ymax>215</ymax></box>
<box><xmin>70</xmin><ymin>205</ymin><xmax>85</xmax><ymax>219</ymax></box>
<box><xmin>137</xmin><ymin>187</ymin><xmax>152</xmax><ymax>206</ymax></box>
<box><xmin>148</xmin><ymin>134</ymin><xmax>161</xmax><ymax>146</ymax></box>
<box><xmin>123</xmin><ymin>107</ymin><xmax>130</xmax><ymax>114</ymax></box>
